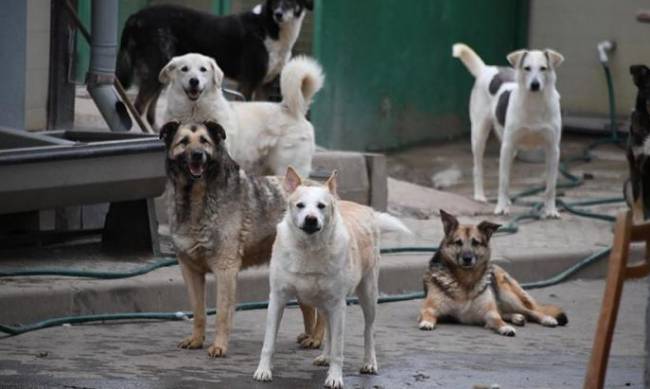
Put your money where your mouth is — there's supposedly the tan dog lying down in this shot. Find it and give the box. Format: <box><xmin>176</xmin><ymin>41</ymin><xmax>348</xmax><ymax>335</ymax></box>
<box><xmin>418</xmin><ymin>210</ymin><xmax>568</xmax><ymax>336</ymax></box>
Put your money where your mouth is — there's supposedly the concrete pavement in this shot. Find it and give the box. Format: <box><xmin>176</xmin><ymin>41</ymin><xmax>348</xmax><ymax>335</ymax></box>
<box><xmin>0</xmin><ymin>279</ymin><xmax>646</xmax><ymax>388</ymax></box>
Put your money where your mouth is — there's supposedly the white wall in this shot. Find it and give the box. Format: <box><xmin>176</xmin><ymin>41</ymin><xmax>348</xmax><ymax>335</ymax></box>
<box><xmin>529</xmin><ymin>0</ymin><xmax>650</xmax><ymax>118</ymax></box>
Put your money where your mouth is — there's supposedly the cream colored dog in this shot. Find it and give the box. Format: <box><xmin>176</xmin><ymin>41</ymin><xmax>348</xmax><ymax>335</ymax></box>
<box><xmin>159</xmin><ymin>53</ymin><xmax>323</xmax><ymax>177</ymax></box>
<box><xmin>253</xmin><ymin>167</ymin><xmax>410</xmax><ymax>389</ymax></box>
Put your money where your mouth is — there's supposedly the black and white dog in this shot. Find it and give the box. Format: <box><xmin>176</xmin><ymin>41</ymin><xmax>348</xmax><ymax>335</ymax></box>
<box><xmin>116</xmin><ymin>0</ymin><xmax>313</xmax><ymax>127</ymax></box>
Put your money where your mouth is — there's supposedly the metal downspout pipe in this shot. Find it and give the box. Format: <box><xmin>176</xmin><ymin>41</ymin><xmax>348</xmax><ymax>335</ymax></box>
<box><xmin>86</xmin><ymin>0</ymin><xmax>131</xmax><ymax>132</ymax></box>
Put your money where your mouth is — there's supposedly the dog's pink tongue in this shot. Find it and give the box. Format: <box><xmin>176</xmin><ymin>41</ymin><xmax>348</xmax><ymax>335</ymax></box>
<box><xmin>189</xmin><ymin>163</ymin><xmax>203</xmax><ymax>177</ymax></box>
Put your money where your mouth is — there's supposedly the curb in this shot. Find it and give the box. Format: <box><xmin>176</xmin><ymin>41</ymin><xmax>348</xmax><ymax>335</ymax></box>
<box><xmin>0</xmin><ymin>248</ymin><xmax>614</xmax><ymax>326</ymax></box>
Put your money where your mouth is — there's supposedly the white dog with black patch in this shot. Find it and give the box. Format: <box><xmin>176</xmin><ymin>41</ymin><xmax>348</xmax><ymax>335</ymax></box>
<box><xmin>253</xmin><ymin>168</ymin><xmax>410</xmax><ymax>389</ymax></box>
<box><xmin>453</xmin><ymin>43</ymin><xmax>564</xmax><ymax>218</ymax></box>
<box><xmin>159</xmin><ymin>53</ymin><xmax>324</xmax><ymax>176</ymax></box>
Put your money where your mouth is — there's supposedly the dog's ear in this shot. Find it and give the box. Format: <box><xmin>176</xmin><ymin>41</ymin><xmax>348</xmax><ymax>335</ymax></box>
<box><xmin>159</xmin><ymin>58</ymin><xmax>178</xmax><ymax>84</ymax></box>
<box><xmin>545</xmin><ymin>49</ymin><xmax>564</xmax><ymax>68</ymax></box>
<box><xmin>208</xmin><ymin>57</ymin><xmax>224</xmax><ymax>88</ymax></box>
<box><xmin>284</xmin><ymin>166</ymin><xmax>302</xmax><ymax>193</ymax></box>
<box><xmin>159</xmin><ymin>121</ymin><xmax>180</xmax><ymax>147</ymax></box>
<box><xmin>302</xmin><ymin>0</ymin><xmax>314</xmax><ymax>11</ymax></box>
<box><xmin>203</xmin><ymin>121</ymin><xmax>226</xmax><ymax>143</ymax></box>
<box><xmin>325</xmin><ymin>170</ymin><xmax>338</xmax><ymax>196</ymax></box>
<box><xmin>630</xmin><ymin>65</ymin><xmax>650</xmax><ymax>87</ymax></box>
<box><xmin>507</xmin><ymin>49</ymin><xmax>528</xmax><ymax>68</ymax></box>
<box><xmin>477</xmin><ymin>221</ymin><xmax>501</xmax><ymax>241</ymax></box>
<box><xmin>439</xmin><ymin>209</ymin><xmax>459</xmax><ymax>236</ymax></box>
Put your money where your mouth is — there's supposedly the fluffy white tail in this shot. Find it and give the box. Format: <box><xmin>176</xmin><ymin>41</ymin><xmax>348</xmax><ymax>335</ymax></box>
<box><xmin>452</xmin><ymin>43</ymin><xmax>486</xmax><ymax>78</ymax></box>
<box><xmin>375</xmin><ymin>212</ymin><xmax>411</xmax><ymax>235</ymax></box>
<box><xmin>281</xmin><ymin>56</ymin><xmax>325</xmax><ymax>117</ymax></box>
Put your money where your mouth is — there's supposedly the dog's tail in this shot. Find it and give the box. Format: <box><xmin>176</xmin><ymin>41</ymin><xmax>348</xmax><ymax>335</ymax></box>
<box><xmin>281</xmin><ymin>56</ymin><xmax>325</xmax><ymax>117</ymax></box>
<box><xmin>539</xmin><ymin>304</ymin><xmax>569</xmax><ymax>326</ymax></box>
<box><xmin>375</xmin><ymin>212</ymin><xmax>411</xmax><ymax>235</ymax></box>
<box><xmin>116</xmin><ymin>15</ymin><xmax>138</xmax><ymax>89</ymax></box>
<box><xmin>452</xmin><ymin>43</ymin><xmax>486</xmax><ymax>78</ymax></box>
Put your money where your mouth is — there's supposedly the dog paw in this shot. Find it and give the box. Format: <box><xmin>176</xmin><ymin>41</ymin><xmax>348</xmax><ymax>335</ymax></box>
<box><xmin>494</xmin><ymin>203</ymin><xmax>510</xmax><ymax>215</ymax></box>
<box><xmin>418</xmin><ymin>320</ymin><xmax>436</xmax><ymax>331</ymax></box>
<box><xmin>540</xmin><ymin>316</ymin><xmax>558</xmax><ymax>327</ymax></box>
<box><xmin>360</xmin><ymin>362</ymin><xmax>378</xmax><ymax>375</ymax></box>
<box><xmin>498</xmin><ymin>325</ymin><xmax>516</xmax><ymax>337</ymax></box>
<box><xmin>313</xmin><ymin>354</ymin><xmax>330</xmax><ymax>366</ymax></box>
<box><xmin>253</xmin><ymin>367</ymin><xmax>273</xmax><ymax>382</ymax></box>
<box><xmin>297</xmin><ymin>334</ymin><xmax>322</xmax><ymax>349</ymax></box>
<box><xmin>510</xmin><ymin>314</ymin><xmax>526</xmax><ymax>326</ymax></box>
<box><xmin>207</xmin><ymin>344</ymin><xmax>227</xmax><ymax>358</ymax></box>
<box><xmin>177</xmin><ymin>335</ymin><xmax>204</xmax><ymax>349</ymax></box>
<box><xmin>543</xmin><ymin>208</ymin><xmax>561</xmax><ymax>219</ymax></box>
<box><xmin>324</xmin><ymin>371</ymin><xmax>344</xmax><ymax>388</ymax></box>
<box><xmin>474</xmin><ymin>194</ymin><xmax>488</xmax><ymax>203</ymax></box>
<box><xmin>296</xmin><ymin>332</ymin><xmax>309</xmax><ymax>343</ymax></box>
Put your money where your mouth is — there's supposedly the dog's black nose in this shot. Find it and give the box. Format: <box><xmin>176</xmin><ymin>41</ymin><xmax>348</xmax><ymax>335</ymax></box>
<box><xmin>189</xmin><ymin>78</ymin><xmax>199</xmax><ymax>88</ymax></box>
<box><xmin>461</xmin><ymin>253</ymin><xmax>474</xmax><ymax>266</ymax></box>
<box><xmin>304</xmin><ymin>216</ymin><xmax>318</xmax><ymax>226</ymax></box>
<box><xmin>530</xmin><ymin>80</ymin><xmax>540</xmax><ymax>91</ymax></box>
<box><xmin>274</xmin><ymin>11</ymin><xmax>283</xmax><ymax>21</ymax></box>
<box><xmin>190</xmin><ymin>150</ymin><xmax>203</xmax><ymax>162</ymax></box>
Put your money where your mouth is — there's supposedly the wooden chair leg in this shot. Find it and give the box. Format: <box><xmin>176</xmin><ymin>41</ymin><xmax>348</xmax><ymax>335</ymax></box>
<box><xmin>584</xmin><ymin>211</ymin><xmax>632</xmax><ymax>389</ymax></box>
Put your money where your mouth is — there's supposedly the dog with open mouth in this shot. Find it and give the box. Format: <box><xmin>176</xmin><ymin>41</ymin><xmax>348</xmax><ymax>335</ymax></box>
<box><xmin>160</xmin><ymin>120</ymin><xmax>322</xmax><ymax>358</ymax></box>
<box><xmin>159</xmin><ymin>53</ymin><xmax>323</xmax><ymax>178</ymax></box>
<box><xmin>159</xmin><ymin>53</ymin><xmax>238</xmax><ymax>151</ymax></box>
<box><xmin>418</xmin><ymin>210</ymin><xmax>568</xmax><ymax>336</ymax></box>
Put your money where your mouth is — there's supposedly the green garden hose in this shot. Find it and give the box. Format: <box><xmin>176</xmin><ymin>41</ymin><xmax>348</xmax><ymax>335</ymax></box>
<box><xmin>0</xmin><ymin>134</ymin><xmax>627</xmax><ymax>336</ymax></box>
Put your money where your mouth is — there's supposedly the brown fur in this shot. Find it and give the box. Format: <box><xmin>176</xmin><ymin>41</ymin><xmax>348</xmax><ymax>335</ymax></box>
<box><xmin>418</xmin><ymin>210</ymin><xmax>567</xmax><ymax>336</ymax></box>
<box><xmin>161</xmin><ymin>121</ymin><xmax>321</xmax><ymax>358</ymax></box>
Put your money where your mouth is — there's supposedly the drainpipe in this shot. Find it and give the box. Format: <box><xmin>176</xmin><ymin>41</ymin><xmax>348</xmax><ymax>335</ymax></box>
<box><xmin>86</xmin><ymin>0</ymin><xmax>131</xmax><ymax>132</ymax></box>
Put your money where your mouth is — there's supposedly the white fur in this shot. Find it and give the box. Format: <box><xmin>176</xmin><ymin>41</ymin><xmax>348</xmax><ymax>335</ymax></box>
<box><xmin>159</xmin><ymin>53</ymin><xmax>238</xmax><ymax>151</ymax></box>
<box><xmin>231</xmin><ymin>56</ymin><xmax>324</xmax><ymax>176</ymax></box>
<box><xmin>254</xmin><ymin>180</ymin><xmax>409</xmax><ymax>388</ymax></box>
<box><xmin>453</xmin><ymin>43</ymin><xmax>564</xmax><ymax>218</ymax></box>
<box><xmin>264</xmin><ymin>7</ymin><xmax>306</xmax><ymax>83</ymax></box>
<box><xmin>161</xmin><ymin>54</ymin><xmax>324</xmax><ymax>177</ymax></box>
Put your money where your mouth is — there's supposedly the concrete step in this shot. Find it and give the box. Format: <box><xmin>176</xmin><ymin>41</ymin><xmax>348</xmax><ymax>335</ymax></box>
<box><xmin>0</xmin><ymin>244</ymin><xmax>614</xmax><ymax>326</ymax></box>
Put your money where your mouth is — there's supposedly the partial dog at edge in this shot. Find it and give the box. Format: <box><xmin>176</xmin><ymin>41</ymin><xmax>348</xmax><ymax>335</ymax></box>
<box><xmin>418</xmin><ymin>210</ymin><xmax>568</xmax><ymax>336</ymax></box>
<box><xmin>160</xmin><ymin>121</ymin><xmax>320</xmax><ymax>358</ymax></box>
<box><xmin>453</xmin><ymin>43</ymin><xmax>564</xmax><ymax>218</ymax></box>
<box><xmin>253</xmin><ymin>168</ymin><xmax>410</xmax><ymax>388</ymax></box>
<box><xmin>625</xmin><ymin>65</ymin><xmax>650</xmax><ymax>221</ymax></box>
<box><xmin>159</xmin><ymin>53</ymin><xmax>323</xmax><ymax>177</ymax></box>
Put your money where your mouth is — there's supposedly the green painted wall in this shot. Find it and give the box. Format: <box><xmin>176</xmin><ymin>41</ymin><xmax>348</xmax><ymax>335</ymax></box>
<box><xmin>311</xmin><ymin>0</ymin><xmax>528</xmax><ymax>151</ymax></box>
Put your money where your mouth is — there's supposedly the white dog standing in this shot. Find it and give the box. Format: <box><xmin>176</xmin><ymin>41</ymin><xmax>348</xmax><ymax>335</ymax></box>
<box><xmin>159</xmin><ymin>53</ymin><xmax>323</xmax><ymax>177</ymax></box>
<box><xmin>453</xmin><ymin>43</ymin><xmax>564</xmax><ymax>218</ymax></box>
<box><xmin>253</xmin><ymin>168</ymin><xmax>410</xmax><ymax>388</ymax></box>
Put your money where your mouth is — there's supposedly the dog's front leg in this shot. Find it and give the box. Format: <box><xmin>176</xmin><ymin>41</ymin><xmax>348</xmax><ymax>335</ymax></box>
<box><xmin>495</xmin><ymin>139</ymin><xmax>516</xmax><ymax>215</ymax></box>
<box><xmin>313</xmin><ymin>310</ymin><xmax>331</xmax><ymax>367</ymax></box>
<box><xmin>253</xmin><ymin>291</ymin><xmax>290</xmax><ymax>382</ymax></box>
<box><xmin>209</xmin><ymin>265</ymin><xmax>240</xmax><ymax>358</ymax></box>
<box><xmin>323</xmin><ymin>302</ymin><xmax>346</xmax><ymax>389</ymax></box>
<box><xmin>297</xmin><ymin>302</ymin><xmax>324</xmax><ymax>349</ymax></box>
<box><xmin>542</xmin><ymin>142</ymin><xmax>560</xmax><ymax>218</ymax></box>
<box><xmin>178</xmin><ymin>261</ymin><xmax>206</xmax><ymax>349</ymax></box>
<box><xmin>484</xmin><ymin>308</ymin><xmax>516</xmax><ymax>337</ymax></box>
<box><xmin>471</xmin><ymin>118</ymin><xmax>492</xmax><ymax>202</ymax></box>
<box><xmin>418</xmin><ymin>278</ymin><xmax>443</xmax><ymax>330</ymax></box>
